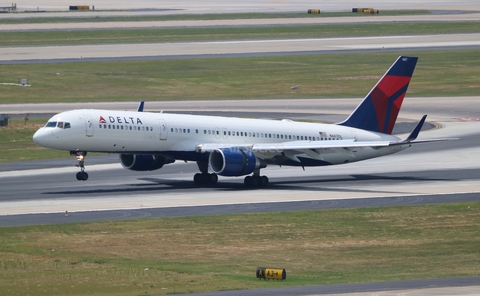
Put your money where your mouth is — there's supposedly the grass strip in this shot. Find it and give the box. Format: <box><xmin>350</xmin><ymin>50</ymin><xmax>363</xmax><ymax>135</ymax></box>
<box><xmin>0</xmin><ymin>203</ymin><xmax>478</xmax><ymax>295</ymax></box>
<box><xmin>0</xmin><ymin>10</ymin><xmax>430</xmax><ymax>24</ymax></box>
<box><xmin>1</xmin><ymin>22</ymin><xmax>480</xmax><ymax>46</ymax></box>
<box><xmin>1</xmin><ymin>50</ymin><xmax>479</xmax><ymax>104</ymax></box>
<box><xmin>0</xmin><ymin>118</ymin><xmax>103</xmax><ymax>163</ymax></box>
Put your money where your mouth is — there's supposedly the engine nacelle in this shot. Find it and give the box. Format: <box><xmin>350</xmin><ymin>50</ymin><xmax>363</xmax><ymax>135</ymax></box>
<box><xmin>120</xmin><ymin>154</ymin><xmax>174</xmax><ymax>171</ymax></box>
<box><xmin>209</xmin><ymin>148</ymin><xmax>265</xmax><ymax>176</ymax></box>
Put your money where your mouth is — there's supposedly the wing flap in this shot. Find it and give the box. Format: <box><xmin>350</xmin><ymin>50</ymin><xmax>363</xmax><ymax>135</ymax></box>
<box><xmin>197</xmin><ymin>140</ymin><xmax>391</xmax><ymax>155</ymax></box>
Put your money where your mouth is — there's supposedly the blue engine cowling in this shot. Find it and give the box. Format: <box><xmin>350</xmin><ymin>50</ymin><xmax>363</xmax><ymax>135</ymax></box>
<box><xmin>209</xmin><ymin>148</ymin><xmax>264</xmax><ymax>176</ymax></box>
<box><xmin>120</xmin><ymin>154</ymin><xmax>174</xmax><ymax>171</ymax></box>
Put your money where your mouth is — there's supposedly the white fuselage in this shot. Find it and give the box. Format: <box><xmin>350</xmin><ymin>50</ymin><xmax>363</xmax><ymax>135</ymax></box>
<box><xmin>33</xmin><ymin>109</ymin><xmax>408</xmax><ymax>167</ymax></box>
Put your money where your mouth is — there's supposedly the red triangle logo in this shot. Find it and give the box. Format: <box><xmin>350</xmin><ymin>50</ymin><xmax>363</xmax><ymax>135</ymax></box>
<box><xmin>99</xmin><ymin>116</ymin><xmax>106</xmax><ymax>123</ymax></box>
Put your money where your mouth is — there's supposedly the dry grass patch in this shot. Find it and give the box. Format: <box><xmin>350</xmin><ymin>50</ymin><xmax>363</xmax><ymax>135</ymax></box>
<box><xmin>0</xmin><ymin>203</ymin><xmax>479</xmax><ymax>295</ymax></box>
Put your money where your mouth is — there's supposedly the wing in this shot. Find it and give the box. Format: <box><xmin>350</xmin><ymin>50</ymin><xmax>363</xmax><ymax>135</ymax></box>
<box><xmin>196</xmin><ymin>140</ymin><xmax>392</xmax><ymax>163</ymax></box>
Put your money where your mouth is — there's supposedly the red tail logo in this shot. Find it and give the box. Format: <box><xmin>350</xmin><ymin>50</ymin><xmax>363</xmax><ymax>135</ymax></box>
<box><xmin>99</xmin><ymin>116</ymin><xmax>106</xmax><ymax>123</ymax></box>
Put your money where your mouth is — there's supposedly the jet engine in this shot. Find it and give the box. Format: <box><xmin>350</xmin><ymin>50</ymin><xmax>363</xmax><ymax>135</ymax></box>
<box><xmin>209</xmin><ymin>148</ymin><xmax>265</xmax><ymax>176</ymax></box>
<box><xmin>120</xmin><ymin>154</ymin><xmax>174</xmax><ymax>171</ymax></box>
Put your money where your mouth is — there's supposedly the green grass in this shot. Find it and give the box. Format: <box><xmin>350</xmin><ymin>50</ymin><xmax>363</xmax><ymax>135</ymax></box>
<box><xmin>0</xmin><ymin>118</ymin><xmax>64</xmax><ymax>162</ymax></box>
<box><xmin>1</xmin><ymin>50</ymin><xmax>480</xmax><ymax>104</ymax></box>
<box><xmin>2</xmin><ymin>22</ymin><xmax>479</xmax><ymax>46</ymax></box>
<box><xmin>0</xmin><ymin>10</ymin><xmax>431</xmax><ymax>24</ymax></box>
<box><xmin>0</xmin><ymin>118</ymin><xmax>103</xmax><ymax>162</ymax></box>
<box><xmin>0</xmin><ymin>203</ymin><xmax>478</xmax><ymax>295</ymax></box>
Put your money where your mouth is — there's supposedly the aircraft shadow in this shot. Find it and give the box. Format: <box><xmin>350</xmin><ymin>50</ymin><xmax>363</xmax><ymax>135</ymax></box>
<box><xmin>43</xmin><ymin>173</ymin><xmax>455</xmax><ymax>196</ymax></box>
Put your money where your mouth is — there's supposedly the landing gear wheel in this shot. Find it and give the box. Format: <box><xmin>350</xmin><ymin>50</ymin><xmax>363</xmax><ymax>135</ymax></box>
<box><xmin>194</xmin><ymin>173</ymin><xmax>218</xmax><ymax>185</ymax></box>
<box><xmin>244</xmin><ymin>175</ymin><xmax>269</xmax><ymax>187</ymax></box>
<box><xmin>244</xmin><ymin>175</ymin><xmax>253</xmax><ymax>186</ymax></box>
<box><xmin>73</xmin><ymin>150</ymin><xmax>88</xmax><ymax>181</ymax></box>
<box><xmin>194</xmin><ymin>173</ymin><xmax>202</xmax><ymax>184</ymax></box>
<box><xmin>209</xmin><ymin>173</ymin><xmax>218</xmax><ymax>184</ymax></box>
<box><xmin>76</xmin><ymin>171</ymin><xmax>89</xmax><ymax>181</ymax></box>
<box><xmin>260</xmin><ymin>175</ymin><xmax>269</xmax><ymax>187</ymax></box>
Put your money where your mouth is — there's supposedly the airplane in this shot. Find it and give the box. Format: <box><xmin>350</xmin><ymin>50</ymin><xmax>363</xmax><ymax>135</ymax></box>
<box><xmin>32</xmin><ymin>55</ymin><xmax>449</xmax><ymax>187</ymax></box>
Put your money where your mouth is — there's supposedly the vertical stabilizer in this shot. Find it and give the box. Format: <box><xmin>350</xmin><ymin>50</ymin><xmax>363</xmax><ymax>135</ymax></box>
<box><xmin>338</xmin><ymin>56</ymin><xmax>418</xmax><ymax>134</ymax></box>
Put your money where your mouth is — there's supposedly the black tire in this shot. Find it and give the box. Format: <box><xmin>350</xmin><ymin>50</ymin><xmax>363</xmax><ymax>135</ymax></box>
<box><xmin>76</xmin><ymin>172</ymin><xmax>82</xmax><ymax>181</ymax></box>
<box><xmin>244</xmin><ymin>175</ymin><xmax>253</xmax><ymax>187</ymax></box>
<box><xmin>209</xmin><ymin>173</ymin><xmax>218</xmax><ymax>184</ymax></box>
<box><xmin>194</xmin><ymin>173</ymin><xmax>202</xmax><ymax>185</ymax></box>
<box><xmin>260</xmin><ymin>176</ymin><xmax>269</xmax><ymax>187</ymax></box>
<box><xmin>81</xmin><ymin>172</ymin><xmax>89</xmax><ymax>181</ymax></box>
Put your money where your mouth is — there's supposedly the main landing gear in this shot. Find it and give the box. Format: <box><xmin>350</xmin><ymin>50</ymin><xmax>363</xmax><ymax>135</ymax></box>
<box><xmin>72</xmin><ymin>151</ymin><xmax>88</xmax><ymax>181</ymax></box>
<box><xmin>244</xmin><ymin>170</ymin><xmax>269</xmax><ymax>187</ymax></box>
<box><xmin>194</xmin><ymin>161</ymin><xmax>218</xmax><ymax>185</ymax></box>
<box><xmin>193</xmin><ymin>162</ymin><xmax>269</xmax><ymax>187</ymax></box>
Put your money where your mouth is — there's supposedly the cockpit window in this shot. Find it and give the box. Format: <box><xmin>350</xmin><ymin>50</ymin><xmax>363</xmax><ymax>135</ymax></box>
<box><xmin>45</xmin><ymin>121</ymin><xmax>71</xmax><ymax>129</ymax></box>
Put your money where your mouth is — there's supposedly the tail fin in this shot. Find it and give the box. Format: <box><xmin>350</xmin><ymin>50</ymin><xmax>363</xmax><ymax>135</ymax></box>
<box><xmin>338</xmin><ymin>56</ymin><xmax>418</xmax><ymax>134</ymax></box>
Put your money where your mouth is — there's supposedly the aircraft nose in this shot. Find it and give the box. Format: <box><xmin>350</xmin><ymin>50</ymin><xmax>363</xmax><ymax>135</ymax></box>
<box><xmin>33</xmin><ymin>128</ymin><xmax>51</xmax><ymax>147</ymax></box>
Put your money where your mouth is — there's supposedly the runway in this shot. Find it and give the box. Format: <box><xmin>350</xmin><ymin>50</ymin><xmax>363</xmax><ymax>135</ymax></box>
<box><xmin>1</xmin><ymin>97</ymin><xmax>480</xmax><ymax>220</ymax></box>
<box><xmin>2</xmin><ymin>34</ymin><xmax>480</xmax><ymax>63</ymax></box>
<box><xmin>3</xmin><ymin>13</ymin><xmax>480</xmax><ymax>32</ymax></box>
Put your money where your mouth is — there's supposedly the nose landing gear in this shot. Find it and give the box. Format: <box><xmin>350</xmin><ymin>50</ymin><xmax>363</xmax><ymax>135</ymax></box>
<box><xmin>72</xmin><ymin>151</ymin><xmax>88</xmax><ymax>181</ymax></box>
